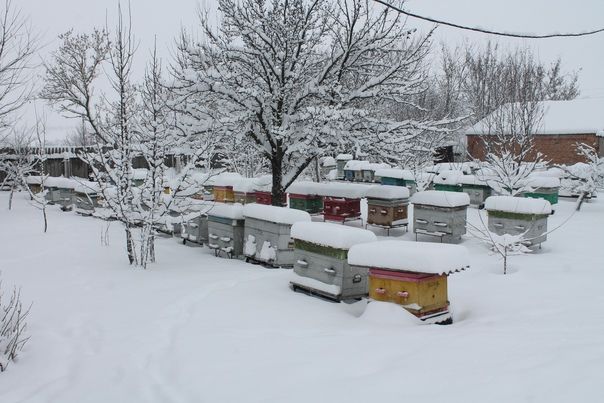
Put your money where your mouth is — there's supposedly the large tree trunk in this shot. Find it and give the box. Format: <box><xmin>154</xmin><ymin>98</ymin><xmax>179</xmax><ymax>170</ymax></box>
<box><xmin>271</xmin><ymin>154</ymin><xmax>286</xmax><ymax>207</ymax></box>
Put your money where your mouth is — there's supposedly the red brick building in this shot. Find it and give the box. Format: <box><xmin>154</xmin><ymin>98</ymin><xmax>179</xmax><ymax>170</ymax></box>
<box><xmin>466</xmin><ymin>99</ymin><xmax>604</xmax><ymax>165</ymax></box>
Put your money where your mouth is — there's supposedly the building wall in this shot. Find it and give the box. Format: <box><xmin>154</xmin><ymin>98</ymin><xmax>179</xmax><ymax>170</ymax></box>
<box><xmin>467</xmin><ymin>133</ymin><xmax>600</xmax><ymax>165</ymax></box>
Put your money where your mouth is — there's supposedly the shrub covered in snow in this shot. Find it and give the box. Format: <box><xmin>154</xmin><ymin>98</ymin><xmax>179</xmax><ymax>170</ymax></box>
<box><xmin>0</xmin><ymin>279</ymin><xmax>31</xmax><ymax>372</ymax></box>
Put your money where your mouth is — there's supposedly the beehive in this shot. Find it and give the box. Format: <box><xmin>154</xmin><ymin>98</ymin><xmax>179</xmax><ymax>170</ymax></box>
<box><xmin>290</xmin><ymin>222</ymin><xmax>377</xmax><ymax>301</ymax></box>
<box><xmin>411</xmin><ymin>191</ymin><xmax>470</xmax><ymax>243</ymax></box>
<box><xmin>242</xmin><ymin>204</ymin><xmax>311</xmax><ymax>267</ymax></box>
<box><xmin>207</xmin><ymin>203</ymin><xmax>245</xmax><ymax>258</ymax></box>
<box><xmin>348</xmin><ymin>240</ymin><xmax>469</xmax><ymax>324</ymax></box>
<box><xmin>485</xmin><ymin>196</ymin><xmax>551</xmax><ymax>247</ymax></box>
<box><xmin>365</xmin><ymin>185</ymin><xmax>410</xmax><ymax>233</ymax></box>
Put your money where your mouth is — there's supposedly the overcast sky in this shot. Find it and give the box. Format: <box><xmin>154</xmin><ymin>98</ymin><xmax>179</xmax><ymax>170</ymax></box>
<box><xmin>18</xmin><ymin>0</ymin><xmax>604</xmax><ymax>142</ymax></box>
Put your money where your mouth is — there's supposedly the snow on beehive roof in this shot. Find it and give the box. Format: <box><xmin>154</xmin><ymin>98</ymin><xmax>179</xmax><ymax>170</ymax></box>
<box><xmin>374</xmin><ymin>168</ymin><xmax>415</xmax><ymax>180</ymax></box>
<box><xmin>287</xmin><ymin>181</ymin><xmax>324</xmax><ymax>195</ymax></box>
<box><xmin>457</xmin><ymin>175</ymin><xmax>488</xmax><ymax>186</ymax></box>
<box><xmin>336</xmin><ymin>153</ymin><xmax>353</xmax><ymax>161</ymax></box>
<box><xmin>232</xmin><ymin>178</ymin><xmax>256</xmax><ymax>192</ymax></box>
<box><xmin>466</xmin><ymin>99</ymin><xmax>604</xmax><ymax>136</ymax></box>
<box><xmin>317</xmin><ymin>182</ymin><xmax>371</xmax><ymax>198</ymax></box>
<box><xmin>365</xmin><ymin>185</ymin><xmax>409</xmax><ymax>200</ymax></box>
<box><xmin>25</xmin><ymin>175</ymin><xmax>44</xmax><ymax>185</ymax></box>
<box><xmin>206</xmin><ymin>203</ymin><xmax>244</xmax><ymax>219</ymax></box>
<box><xmin>45</xmin><ymin>176</ymin><xmax>79</xmax><ymax>189</ymax></box>
<box><xmin>213</xmin><ymin>172</ymin><xmax>244</xmax><ymax>187</ymax></box>
<box><xmin>291</xmin><ymin>222</ymin><xmax>377</xmax><ymax>249</ymax></box>
<box><xmin>243</xmin><ymin>203</ymin><xmax>311</xmax><ymax>225</ymax></box>
<box><xmin>411</xmin><ymin>190</ymin><xmax>470</xmax><ymax>207</ymax></box>
<box><xmin>73</xmin><ymin>181</ymin><xmax>101</xmax><ymax>194</ymax></box>
<box><xmin>322</xmin><ymin>156</ymin><xmax>336</xmax><ymax>167</ymax></box>
<box><xmin>348</xmin><ymin>240</ymin><xmax>469</xmax><ymax>275</ymax></box>
<box><xmin>252</xmin><ymin>175</ymin><xmax>273</xmax><ymax>192</ymax></box>
<box><xmin>524</xmin><ymin>176</ymin><xmax>561</xmax><ymax>188</ymax></box>
<box><xmin>433</xmin><ymin>170</ymin><xmax>464</xmax><ymax>185</ymax></box>
<box><xmin>485</xmin><ymin>196</ymin><xmax>552</xmax><ymax>215</ymax></box>
<box><xmin>344</xmin><ymin>160</ymin><xmax>371</xmax><ymax>170</ymax></box>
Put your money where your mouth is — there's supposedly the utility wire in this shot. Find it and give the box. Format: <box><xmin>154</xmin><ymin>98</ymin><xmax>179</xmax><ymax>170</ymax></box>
<box><xmin>373</xmin><ymin>0</ymin><xmax>604</xmax><ymax>39</ymax></box>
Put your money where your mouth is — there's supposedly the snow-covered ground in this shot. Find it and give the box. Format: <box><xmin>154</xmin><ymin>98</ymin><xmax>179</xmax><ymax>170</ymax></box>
<box><xmin>0</xmin><ymin>191</ymin><xmax>602</xmax><ymax>402</ymax></box>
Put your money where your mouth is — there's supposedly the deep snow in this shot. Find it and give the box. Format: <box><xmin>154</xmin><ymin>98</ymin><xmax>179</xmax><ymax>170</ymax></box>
<box><xmin>0</xmin><ymin>191</ymin><xmax>603</xmax><ymax>402</ymax></box>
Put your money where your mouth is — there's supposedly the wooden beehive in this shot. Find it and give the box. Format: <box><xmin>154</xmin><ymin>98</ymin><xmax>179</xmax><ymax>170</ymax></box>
<box><xmin>348</xmin><ymin>240</ymin><xmax>469</xmax><ymax>324</ymax></box>
<box><xmin>458</xmin><ymin>175</ymin><xmax>492</xmax><ymax>207</ymax></box>
<box><xmin>207</xmin><ymin>203</ymin><xmax>245</xmax><ymax>258</ymax></box>
<box><xmin>522</xmin><ymin>176</ymin><xmax>560</xmax><ymax>205</ymax></box>
<box><xmin>289</xmin><ymin>222</ymin><xmax>377</xmax><ymax>301</ymax></box>
<box><xmin>74</xmin><ymin>182</ymin><xmax>102</xmax><ymax>215</ymax></box>
<box><xmin>410</xmin><ymin>191</ymin><xmax>470</xmax><ymax>243</ymax></box>
<box><xmin>485</xmin><ymin>196</ymin><xmax>551</xmax><ymax>247</ymax></box>
<box><xmin>319</xmin><ymin>182</ymin><xmax>368</xmax><ymax>223</ymax></box>
<box><xmin>335</xmin><ymin>154</ymin><xmax>353</xmax><ymax>180</ymax></box>
<box><xmin>375</xmin><ymin>168</ymin><xmax>417</xmax><ymax>195</ymax></box>
<box><xmin>365</xmin><ymin>185</ymin><xmax>410</xmax><ymax>233</ymax></box>
<box><xmin>287</xmin><ymin>181</ymin><xmax>325</xmax><ymax>214</ymax></box>
<box><xmin>242</xmin><ymin>204</ymin><xmax>311</xmax><ymax>267</ymax></box>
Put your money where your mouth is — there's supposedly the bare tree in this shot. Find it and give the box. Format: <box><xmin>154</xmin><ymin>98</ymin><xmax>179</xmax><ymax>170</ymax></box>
<box><xmin>0</xmin><ymin>0</ymin><xmax>37</xmax><ymax>133</ymax></box>
<box><xmin>0</xmin><ymin>128</ymin><xmax>36</xmax><ymax>209</ymax></box>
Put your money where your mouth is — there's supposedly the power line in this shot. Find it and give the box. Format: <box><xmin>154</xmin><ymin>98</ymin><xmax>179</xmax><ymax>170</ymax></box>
<box><xmin>373</xmin><ymin>0</ymin><xmax>604</xmax><ymax>39</ymax></box>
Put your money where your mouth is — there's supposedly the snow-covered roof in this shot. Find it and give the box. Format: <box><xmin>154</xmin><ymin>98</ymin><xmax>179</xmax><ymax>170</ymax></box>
<box><xmin>433</xmin><ymin>170</ymin><xmax>464</xmax><ymax>185</ymax></box>
<box><xmin>291</xmin><ymin>222</ymin><xmax>377</xmax><ymax>250</ymax></box>
<box><xmin>73</xmin><ymin>181</ymin><xmax>101</xmax><ymax>194</ymax></box>
<box><xmin>466</xmin><ymin>99</ymin><xmax>604</xmax><ymax>136</ymax></box>
<box><xmin>25</xmin><ymin>176</ymin><xmax>44</xmax><ymax>185</ymax></box>
<box><xmin>365</xmin><ymin>185</ymin><xmax>409</xmax><ymax>200</ymax></box>
<box><xmin>45</xmin><ymin>176</ymin><xmax>79</xmax><ymax>189</ymax></box>
<box><xmin>213</xmin><ymin>172</ymin><xmax>244</xmax><ymax>187</ymax></box>
<box><xmin>252</xmin><ymin>175</ymin><xmax>272</xmax><ymax>192</ymax></box>
<box><xmin>336</xmin><ymin>154</ymin><xmax>353</xmax><ymax>161</ymax></box>
<box><xmin>344</xmin><ymin>160</ymin><xmax>371</xmax><ymax>170</ymax></box>
<box><xmin>207</xmin><ymin>203</ymin><xmax>245</xmax><ymax>219</ymax></box>
<box><xmin>287</xmin><ymin>181</ymin><xmax>324</xmax><ymax>196</ymax></box>
<box><xmin>243</xmin><ymin>204</ymin><xmax>311</xmax><ymax>225</ymax></box>
<box><xmin>318</xmin><ymin>182</ymin><xmax>371</xmax><ymax>199</ymax></box>
<box><xmin>373</xmin><ymin>168</ymin><xmax>415</xmax><ymax>180</ymax></box>
<box><xmin>523</xmin><ymin>176</ymin><xmax>561</xmax><ymax>189</ymax></box>
<box><xmin>321</xmin><ymin>156</ymin><xmax>336</xmax><ymax>167</ymax></box>
<box><xmin>348</xmin><ymin>240</ymin><xmax>470</xmax><ymax>275</ymax></box>
<box><xmin>457</xmin><ymin>175</ymin><xmax>488</xmax><ymax>186</ymax></box>
<box><xmin>411</xmin><ymin>190</ymin><xmax>470</xmax><ymax>208</ymax></box>
<box><xmin>233</xmin><ymin>178</ymin><xmax>256</xmax><ymax>193</ymax></box>
<box><xmin>485</xmin><ymin>196</ymin><xmax>552</xmax><ymax>215</ymax></box>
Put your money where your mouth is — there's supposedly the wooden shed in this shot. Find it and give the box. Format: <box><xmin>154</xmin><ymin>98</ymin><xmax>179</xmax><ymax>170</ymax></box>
<box><xmin>212</xmin><ymin>172</ymin><xmax>243</xmax><ymax>203</ymax></box>
<box><xmin>485</xmin><ymin>196</ymin><xmax>552</xmax><ymax>247</ymax></box>
<box><xmin>287</xmin><ymin>181</ymin><xmax>324</xmax><ymax>214</ymax></box>
<box><xmin>335</xmin><ymin>154</ymin><xmax>353</xmax><ymax>180</ymax></box>
<box><xmin>207</xmin><ymin>203</ymin><xmax>245</xmax><ymax>258</ymax></box>
<box><xmin>243</xmin><ymin>204</ymin><xmax>311</xmax><ymax>267</ymax></box>
<box><xmin>522</xmin><ymin>176</ymin><xmax>560</xmax><ymax>205</ymax></box>
<box><xmin>74</xmin><ymin>182</ymin><xmax>102</xmax><ymax>215</ymax></box>
<box><xmin>319</xmin><ymin>182</ymin><xmax>369</xmax><ymax>223</ymax></box>
<box><xmin>411</xmin><ymin>191</ymin><xmax>470</xmax><ymax>243</ymax></box>
<box><xmin>365</xmin><ymin>185</ymin><xmax>410</xmax><ymax>234</ymax></box>
<box><xmin>348</xmin><ymin>240</ymin><xmax>469</xmax><ymax>324</ymax></box>
<box><xmin>375</xmin><ymin>168</ymin><xmax>417</xmax><ymax>195</ymax></box>
<box><xmin>458</xmin><ymin>175</ymin><xmax>492</xmax><ymax>207</ymax></box>
<box><xmin>289</xmin><ymin>222</ymin><xmax>377</xmax><ymax>301</ymax></box>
